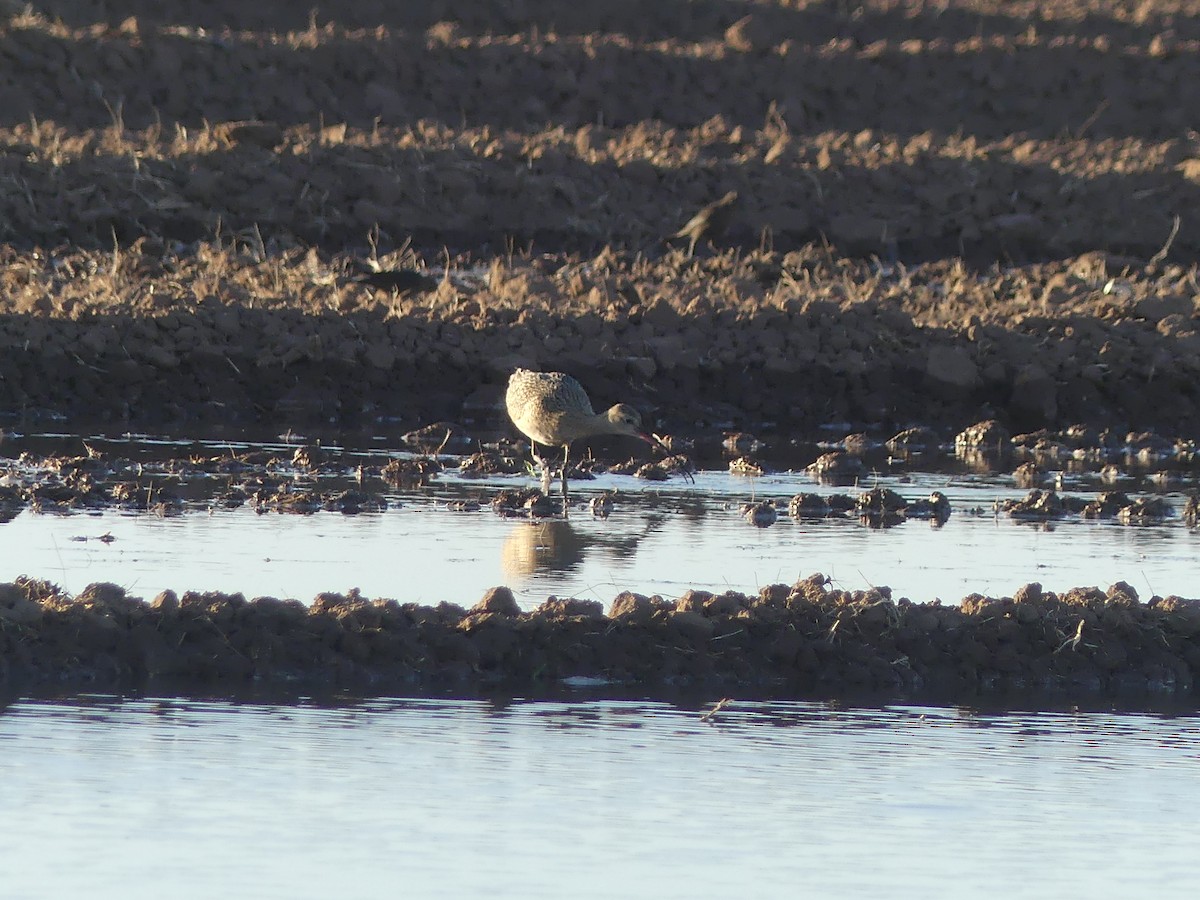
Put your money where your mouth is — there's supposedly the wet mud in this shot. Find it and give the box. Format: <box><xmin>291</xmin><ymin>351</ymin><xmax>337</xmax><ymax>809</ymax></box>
<box><xmin>3</xmin><ymin>576</ymin><xmax>1200</xmax><ymax>701</ymax></box>
<box><xmin>3</xmin><ymin>424</ymin><xmax>1200</xmax><ymax>528</ymax></box>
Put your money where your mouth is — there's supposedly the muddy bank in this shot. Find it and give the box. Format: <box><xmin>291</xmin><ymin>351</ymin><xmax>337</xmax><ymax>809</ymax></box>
<box><xmin>3</xmin><ymin>576</ymin><xmax>1200</xmax><ymax>701</ymax></box>
<box><xmin>3</xmin><ymin>425</ymin><xmax>1197</xmax><ymax>524</ymax></box>
<box><xmin>3</xmin><ymin>242</ymin><xmax>1200</xmax><ymax>436</ymax></box>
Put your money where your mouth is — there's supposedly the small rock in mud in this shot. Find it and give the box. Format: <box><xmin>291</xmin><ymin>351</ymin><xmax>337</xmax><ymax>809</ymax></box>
<box><xmin>885</xmin><ymin>426</ymin><xmax>940</xmax><ymax>455</ymax></box>
<box><xmin>252</xmin><ymin>487</ymin><xmax>323</xmax><ymax>514</ymax></box>
<box><xmin>807</xmin><ymin>450</ymin><xmax>861</xmax><ymax>481</ymax></box>
<box><xmin>788</xmin><ymin>492</ymin><xmax>831</xmax><ymax>518</ymax></box>
<box><xmin>905</xmin><ymin>491</ymin><xmax>952</xmax><ymax>523</ymax></box>
<box><xmin>841</xmin><ymin>433</ymin><xmax>873</xmax><ymax>454</ymax></box>
<box><xmin>492</xmin><ymin>488</ymin><xmax>558</xmax><ymax>518</ymax></box>
<box><xmin>1081</xmin><ymin>491</ymin><xmax>1133</xmax><ymax>519</ymax></box>
<box><xmin>472</xmin><ymin>586</ymin><xmax>521</xmax><ymax>616</ymax></box>
<box><xmin>855</xmin><ymin>487</ymin><xmax>907</xmax><ymax>527</ymax></box>
<box><xmin>563</xmin><ymin>459</ymin><xmax>599</xmax><ymax>481</ymax></box>
<box><xmin>729</xmin><ymin>457</ymin><xmax>765</xmax><ymax>477</ymax></box>
<box><xmin>608</xmin><ymin>591</ymin><xmax>659</xmax><ymax>621</ymax></box>
<box><xmin>1000</xmin><ymin>489</ymin><xmax>1065</xmax><ymax>520</ymax></box>
<box><xmin>856</xmin><ymin>487</ymin><xmax>907</xmax><ymax>514</ymax></box>
<box><xmin>381</xmin><ymin>457</ymin><xmax>441</xmax><ymax>487</ymax></box>
<box><xmin>1147</xmin><ymin>470</ymin><xmax>1183</xmax><ymax>489</ymax></box>
<box><xmin>459</xmin><ymin>451</ymin><xmax>521</xmax><ymax>477</ymax></box>
<box><xmin>1117</xmin><ymin>497</ymin><xmax>1171</xmax><ymax>525</ymax></box>
<box><xmin>634</xmin><ymin>462</ymin><xmax>670</xmax><ymax>481</ymax></box>
<box><xmin>1013</xmin><ymin>461</ymin><xmax>1049</xmax><ymax>488</ymax></box>
<box><xmin>536</xmin><ymin>596</ymin><xmax>604</xmax><ymax>619</ymax></box>
<box><xmin>321</xmin><ymin>490</ymin><xmax>387</xmax><ymax>514</ymax></box>
<box><xmin>1099</xmin><ymin>464</ymin><xmax>1129</xmax><ymax>485</ymax></box>
<box><xmin>956</xmin><ymin>420</ymin><xmax>1011</xmax><ymax>449</ymax></box>
<box><xmin>659</xmin><ymin>454</ymin><xmax>696</xmax><ymax>480</ymax></box>
<box><xmin>606</xmin><ymin>458</ymin><xmax>643</xmax><ymax>476</ymax></box>
<box><xmin>741</xmin><ymin>499</ymin><xmax>778</xmax><ymax>527</ymax></box>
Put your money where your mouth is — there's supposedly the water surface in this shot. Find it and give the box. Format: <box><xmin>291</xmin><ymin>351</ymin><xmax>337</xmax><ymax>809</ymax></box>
<box><xmin>0</xmin><ymin>471</ymin><xmax>1195</xmax><ymax>607</ymax></box>
<box><xmin>0</xmin><ymin>695</ymin><xmax>1195</xmax><ymax>899</ymax></box>
<box><xmin>1</xmin><ymin>431</ymin><xmax>1197</xmax><ymax>606</ymax></box>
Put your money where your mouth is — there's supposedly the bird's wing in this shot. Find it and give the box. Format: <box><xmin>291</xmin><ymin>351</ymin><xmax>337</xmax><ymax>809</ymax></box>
<box><xmin>672</xmin><ymin>211</ymin><xmax>705</xmax><ymax>238</ymax></box>
<box><xmin>530</xmin><ymin>371</ymin><xmax>596</xmax><ymax>416</ymax></box>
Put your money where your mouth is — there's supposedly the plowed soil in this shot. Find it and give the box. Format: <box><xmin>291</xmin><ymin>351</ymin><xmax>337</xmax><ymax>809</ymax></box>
<box><xmin>6</xmin><ymin>577</ymin><xmax>1200</xmax><ymax>700</ymax></box>
<box><xmin>3</xmin><ymin>0</ymin><xmax>1200</xmax><ymax>436</ymax></box>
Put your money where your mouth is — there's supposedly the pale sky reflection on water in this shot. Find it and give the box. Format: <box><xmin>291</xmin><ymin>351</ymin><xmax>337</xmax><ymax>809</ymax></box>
<box><xmin>0</xmin><ymin>469</ymin><xmax>1194</xmax><ymax>606</ymax></box>
<box><xmin>0</xmin><ymin>696</ymin><xmax>1197</xmax><ymax>899</ymax></box>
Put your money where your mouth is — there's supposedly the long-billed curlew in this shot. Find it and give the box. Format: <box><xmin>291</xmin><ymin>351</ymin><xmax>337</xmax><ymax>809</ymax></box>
<box><xmin>505</xmin><ymin>368</ymin><xmax>662</xmax><ymax>498</ymax></box>
<box><xmin>671</xmin><ymin>190</ymin><xmax>739</xmax><ymax>256</ymax></box>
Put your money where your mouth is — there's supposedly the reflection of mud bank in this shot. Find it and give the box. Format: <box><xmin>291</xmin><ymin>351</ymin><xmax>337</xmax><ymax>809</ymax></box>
<box><xmin>4</xmin><ymin>576</ymin><xmax>1199</xmax><ymax>701</ymax></box>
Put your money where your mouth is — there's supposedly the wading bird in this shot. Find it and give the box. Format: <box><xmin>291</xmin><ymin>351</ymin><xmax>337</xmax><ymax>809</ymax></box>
<box><xmin>505</xmin><ymin>368</ymin><xmax>663</xmax><ymax>499</ymax></box>
<box><xmin>670</xmin><ymin>190</ymin><xmax>739</xmax><ymax>256</ymax></box>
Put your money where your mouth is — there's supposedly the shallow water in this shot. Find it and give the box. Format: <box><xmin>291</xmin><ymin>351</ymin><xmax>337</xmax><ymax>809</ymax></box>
<box><xmin>0</xmin><ymin>429</ymin><xmax>1197</xmax><ymax>605</ymax></box>
<box><xmin>0</xmin><ymin>694</ymin><xmax>1196</xmax><ymax>899</ymax></box>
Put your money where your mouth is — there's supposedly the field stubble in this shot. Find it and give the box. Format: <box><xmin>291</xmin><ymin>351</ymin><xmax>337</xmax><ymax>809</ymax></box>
<box><xmin>1</xmin><ymin>1</ymin><xmax>1199</xmax><ymax>434</ymax></box>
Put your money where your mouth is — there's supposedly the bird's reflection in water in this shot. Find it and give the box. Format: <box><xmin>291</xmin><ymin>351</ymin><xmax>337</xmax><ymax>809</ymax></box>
<box><xmin>502</xmin><ymin>520</ymin><xmax>586</xmax><ymax>579</ymax></box>
<box><xmin>500</xmin><ymin>516</ymin><xmax>663</xmax><ymax>580</ymax></box>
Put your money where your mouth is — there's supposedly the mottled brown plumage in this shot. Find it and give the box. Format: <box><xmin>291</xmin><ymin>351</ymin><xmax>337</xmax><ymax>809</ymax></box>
<box><xmin>505</xmin><ymin>368</ymin><xmax>660</xmax><ymax>498</ymax></box>
<box><xmin>671</xmin><ymin>190</ymin><xmax>739</xmax><ymax>256</ymax></box>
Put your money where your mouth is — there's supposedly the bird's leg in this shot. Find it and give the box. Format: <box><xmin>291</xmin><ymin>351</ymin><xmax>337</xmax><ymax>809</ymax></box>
<box><xmin>561</xmin><ymin>443</ymin><xmax>570</xmax><ymax>500</ymax></box>
<box><xmin>529</xmin><ymin>441</ymin><xmax>546</xmax><ymax>470</ymax></box>
<box><xmin>530</xmin><ymin>442</ymin><xmax>553</xmax><ymax>493</ymax></box>
<box><xmin>528</xmin><ymin>441</ymin><xmax>551</xmax><ymax>491</ymax></box>
<box><xmin>687</xmin><ymin>235</ymin><xmax>697</xmax><ymax>258</ymax></box>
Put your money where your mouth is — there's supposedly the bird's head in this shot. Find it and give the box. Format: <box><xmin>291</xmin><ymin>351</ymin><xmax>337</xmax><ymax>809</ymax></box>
<box><xmin>605</xmin><ymin>404</ymin><xmax>669</xmax><ymax>452</ymax></box>
<box><xmin>604</xmin><ymin>403</ymin><xmax>645</xmax><ymax>435</ymax></box>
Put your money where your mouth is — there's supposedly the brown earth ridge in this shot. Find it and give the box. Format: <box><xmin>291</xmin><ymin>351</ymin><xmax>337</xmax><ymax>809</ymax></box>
<box><xmin>2</xmin><ymin>1</ymin><xmax>1200</xmax><ymax>435</ymax></box>
<box><xmin>4</xmin><ymin>577</ymin><xmax>1200</xmax><ymax>699</ymax></box>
